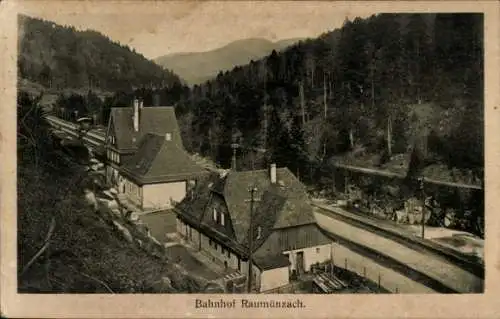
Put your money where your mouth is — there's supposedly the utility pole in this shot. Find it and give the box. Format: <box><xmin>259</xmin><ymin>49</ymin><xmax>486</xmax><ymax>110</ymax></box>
<box><xmin>245</xmin><ymin>186</ymin><xmax>259</xmax><ymax>293</ymax></box>
<box><xmin>418</xmin><ymin>176</ymin><xmax>425</xmax><ymax>239</ymax></box>
<box><xmin>231</xmin><ymin>143</ymin><xmax>239</xmax><ymax>171</ymax></box>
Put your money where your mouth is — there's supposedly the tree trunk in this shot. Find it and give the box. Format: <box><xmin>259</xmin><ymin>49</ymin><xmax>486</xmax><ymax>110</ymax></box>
<box><xmin>416</xmin><ymin>41</ymin><xmax>421</xmax><ymax>104</ymax></box>
<box><xmin>387</xmin><ymin>114</ymin><xmax>392</xmax><ymax>157</ymax></box>
<box><xmin>299</xmin><ymin>81</ymin><xmax>305</xmax><ymax>126</ymax></box>
<box><xmin>349</xmin><ymin>128</ymin><xmax>354</xmax><ymax>149</ymax></box>
<box><xmin>323</xmin><ymin>74</ymin><xmax>328</xmax><ymax>119</ymax></box>
<box><xmin>371</xmin><ymin>66</ymin><xmax>375</xmax><ymax>108</ymax></box>
<box><xmin>310</xmin><ymin>66</ymin><xmax>315</xmax><ymax>88</ymax></box>
<box><xmin>262</xmin><ymin>104</ymin><xmax>268</xmax><ymax>150</ymax></box>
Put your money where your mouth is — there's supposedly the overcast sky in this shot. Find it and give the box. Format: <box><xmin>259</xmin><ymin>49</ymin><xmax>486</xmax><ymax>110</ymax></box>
<box><xmin>19</xmin><ymin>1</ymin><xmax>373</xmax><ymax>59</ymax></box>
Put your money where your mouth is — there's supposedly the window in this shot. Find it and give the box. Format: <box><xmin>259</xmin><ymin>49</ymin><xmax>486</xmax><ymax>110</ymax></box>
<box><xmin>214</xmin><ymin>243</ymin><xmax>218</xmax><ymax>250</ymax></box>
<box><xmin>227</xmin><ymin>250</ymin><xmax>230</xmax><ymax>258</ymax></box>
<box><xmin>238</xmin><ymin>258</ymin><xmax>241</xmax><ymax>271</ymax></box>
<box><xmin>221</xmin><ymin>212</ymin><xmax>225</xmax><ymax>226</ymax></box>
<box><xmin>256</xmin><ymin>226</ymin><xmax>262</xmax><ymax>239</ymax></box>
<box><xmin>222</xmin><ymin>247</ymin><xmax>226</xmax><ymax>254</ymax></box>
<box><xmin>165</xmin><ymin>133</ymin><xmax>172</xmax><ymax>141</ymax></box>
<box><xmin>213</xmin><ymin>207</ymin><xmax>217</xmax><ymax>221</ymax></box>
<box><xmin>209</xmin><ymin>239</ymin><xmax>213</xmax><ymax>246</ymax></box>
<box><xmin>316</xmin><ymin>247</ymin><xmax>320</xmax><ymax>254</ymax></box>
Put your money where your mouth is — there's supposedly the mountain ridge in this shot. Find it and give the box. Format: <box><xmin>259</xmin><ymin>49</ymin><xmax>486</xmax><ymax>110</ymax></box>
<box><xmin>18</xmin><ymin>14</ymin><xmax>184</xmax><ymax>92</ymax></box>
<box><xmin>154</xmin><ymin>37</ymin><xmax>305</xmax><ymax>86</ymax></box>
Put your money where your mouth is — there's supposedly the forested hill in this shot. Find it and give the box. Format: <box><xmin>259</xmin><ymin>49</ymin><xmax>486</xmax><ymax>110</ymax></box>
<box><xmin>48</xmin><ymin>13</ymin><xmax>484</xmax><ymax>187</ymax></box>
<box><xmin>172</xmin><ymin>13</ymin><xmax>483</xmax><ymax>186</ymax></box>
<box><xmin>154</xmin><ymin>37</ymin><xmax>305</xmax><ymax>86</ymax></box>
<box><xmin>18</xmin><ymin>15</ymin><xmax>183</xmax><ymax>91</ymax></box>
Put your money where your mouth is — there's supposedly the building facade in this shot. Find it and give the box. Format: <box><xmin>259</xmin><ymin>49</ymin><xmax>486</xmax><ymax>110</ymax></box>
<box><xmin>175</xmin><ymin>165</ymin><xmax>333</xmax><ymax>292</ymax></box>
<box><xmin>105</xmin><ymin>99</ymin><xmax>206</xmax><ymax>211</ymax></box>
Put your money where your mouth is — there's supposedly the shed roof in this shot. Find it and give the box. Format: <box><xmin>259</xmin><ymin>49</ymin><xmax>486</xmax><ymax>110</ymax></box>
<box><xmin>253</xmin><ymin>253</ymin><xmax>291</xmax><ymax>271</ymax></box>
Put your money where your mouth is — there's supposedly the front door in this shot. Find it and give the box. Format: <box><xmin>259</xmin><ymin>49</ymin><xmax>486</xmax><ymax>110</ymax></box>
<box><xmin>296</xmin><ymin>251</ymin><xmax>305</xmax><ymax>274</ymax></box>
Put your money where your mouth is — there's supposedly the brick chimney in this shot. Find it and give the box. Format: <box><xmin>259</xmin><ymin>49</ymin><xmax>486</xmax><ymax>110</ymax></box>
<box><xmin>270</xmin><ymin>163</ymin><xmax>277</xmax><ymax>184</ymax></box>
<box><xmin>133</xmin><ymin>99</ymin><xmax>139</xmax><ymax>132</ymax></box>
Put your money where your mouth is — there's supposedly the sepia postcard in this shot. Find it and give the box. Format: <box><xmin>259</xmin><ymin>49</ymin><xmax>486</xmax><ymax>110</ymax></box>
<box><xmin>1</xmin><ymin>0</ymin><xmax>499</xmax><ymax>318</ymax></box>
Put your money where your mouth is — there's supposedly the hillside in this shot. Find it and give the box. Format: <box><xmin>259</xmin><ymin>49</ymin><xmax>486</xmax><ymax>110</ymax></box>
<box><xmin>154</xmin><ymin>37</ymin><xmax>304</xmax><ymax>86</ymax></box>
<box><xmin>17</xmin><ymin>95</ymin><xmax>219</xmax><ymax>293</ymax></box>
<box><xmin>18</xmin><ymin>15</ymin><xmax>183</xmax><ymax>92</ymax></box>
<box><xmin>88</xmin><ymin>14</ymin><xmax>483</xmax><ymax>188</ymax></box>
<box><xmin>168</xmin><ymin>13</ymin><xmax>483</xmax><ymax>186</ymax></box>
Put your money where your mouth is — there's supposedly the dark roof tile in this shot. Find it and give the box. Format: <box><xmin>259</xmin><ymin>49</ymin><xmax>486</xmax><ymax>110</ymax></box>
<box><xmin>108</xmin><ymin>106</ymin><xmax>183</xmax><ymax>151</ymax></box>
<box><xmin>121</xmin><ymin>133</ymin><xmax>206</xmax><ymax>184</ymax></box>
<box><xmin>176</xmin><ymin>166</ymin><xmax>320</xmax><ymax>257</ymax></box>
<box><xmin>223</xmin><ymin>168</ymin><xmax>316</xmax><ymax>245</ymax></box>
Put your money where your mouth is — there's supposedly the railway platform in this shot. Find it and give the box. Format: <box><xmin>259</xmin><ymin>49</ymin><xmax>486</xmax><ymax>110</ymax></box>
<box><xmin>312</xmin><ymin>199</ymin><xmax>484</xmax><ymax>278</ymax></box>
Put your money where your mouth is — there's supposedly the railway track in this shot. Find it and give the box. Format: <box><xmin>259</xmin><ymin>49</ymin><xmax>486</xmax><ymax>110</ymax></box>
<box><xmin>318</xmin><ymin>228</ymin><xmax>456</xmax><ymax>293</ymax></box>
<box><xmin>334</xmin><ymin>162</ymin><xmax>482</xmax><ymax>190</ymax></box>
<box><xmin>313</xmin><ymin>202</ymin><xmax>484</xmax><ymax>279</ymax></box>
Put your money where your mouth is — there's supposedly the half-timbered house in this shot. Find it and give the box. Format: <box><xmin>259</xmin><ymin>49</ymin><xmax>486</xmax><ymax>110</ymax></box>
<box><xmin>175</xmin><ymin>164</ymin><xmax>333</xmax><ymax>292</ymax></box>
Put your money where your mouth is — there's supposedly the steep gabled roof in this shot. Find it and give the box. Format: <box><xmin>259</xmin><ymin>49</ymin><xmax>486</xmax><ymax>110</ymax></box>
<box><xmin>108</xmin><ymin>106</ymin><xmax>183</xmax><ymax>151</ymax></box>
<box><xmin>176</xmin><ymin>166</ymin><xmax>321</xmax><ymax>265</ymax></box>
<box><xmin>176</xmin><ymin>172</ymin><xmax>220</xmax><ymax>225</ymax></box>
<box><xmin>247</xmin><ymin>190</ymin><xmax>286</xmax><ymax>250</ymax></box>
<box><xmin>223</xmin><ymin>168</ymin><xmax>316</xmax><ymax>246</ymax></box>
<box><xmin>120</xmin><ymin>133</ymin><xmax>206</xmax><ymax>184</ymax></box>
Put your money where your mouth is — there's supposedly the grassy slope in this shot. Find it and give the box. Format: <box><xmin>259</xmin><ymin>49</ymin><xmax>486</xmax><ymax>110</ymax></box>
<box><xmin>17</xmin><ymin>154</ymin><xmax>212</xmax><ymax>293</ymax></box>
